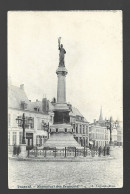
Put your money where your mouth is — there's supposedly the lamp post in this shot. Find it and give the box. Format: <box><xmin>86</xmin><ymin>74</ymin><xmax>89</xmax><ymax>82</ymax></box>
<box><xmin>16</xmin><ymin>113</ymin><xmax>33</xmax><ymax>158</ymax></box>
<box><xmin>105</xmin><ymin>117</ymin><xmax>113</xmax><ymax>146</ymax></box>
<box><xmin>105</xmin><ymin>118</ymin><xmax>118</xmax><ymax>146</ymax></box>
<box><xmin>16</xmin><ymin>113</ymin><xmax>33</xmax><ymax>144</ymax></box>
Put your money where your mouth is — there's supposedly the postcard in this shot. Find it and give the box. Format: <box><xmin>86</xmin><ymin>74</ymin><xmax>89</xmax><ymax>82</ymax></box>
<box><xmin>8</xmin><ymin>11</ymin><xmax>123</xmax><ymax>189</ymax></box>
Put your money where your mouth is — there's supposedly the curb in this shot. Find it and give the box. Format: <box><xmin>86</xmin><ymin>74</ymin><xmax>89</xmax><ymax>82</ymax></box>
<box><xmin>8</xmin><ymin>156</ymin><xmax>114</xmax><ymax>162</ymax></box>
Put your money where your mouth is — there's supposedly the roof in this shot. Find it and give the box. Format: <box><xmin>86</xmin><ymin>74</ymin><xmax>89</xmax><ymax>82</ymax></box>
<box><xmin>8</xmin><ymin>84</ymin><xmax>88</xmax><ymax>121</ymax></box>
<box><xmin>8</xmin><ymin>84</ymin><xmax>53</xmax><ymax>114</ymax></box>
<box><xmin>70</xmin><ymin>107</ymin><xmax>88</xmax><ymax>122</ymax></box>
<box><xmin>70</xmin><ymin>107</ymin><xmax>83</xmax><ymax>117</ymax></box>
<box><xmin>28</xmin><ymin>101</ymin><xmax>42</xmax><ymax>113</ymax></box>
<box><xmin>8</xmin><ymin>85</ymin><xmax>31</xmax><ymax>109</ymax></box>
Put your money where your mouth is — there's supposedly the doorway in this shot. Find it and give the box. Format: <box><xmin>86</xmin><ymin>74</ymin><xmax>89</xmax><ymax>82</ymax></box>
<box><xmin>26</xmin><ymin>133</ymin><xmax>33</xmax><ymax>149</ymax></box>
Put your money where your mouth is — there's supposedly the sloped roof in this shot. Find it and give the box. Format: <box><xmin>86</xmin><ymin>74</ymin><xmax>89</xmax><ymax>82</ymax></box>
<box><xmin>8</xmin><ymin>85</ymin><xmax>31</xmax><ymax>109</ymax></box>
<box><xmin>28</xmin><ymin>101</ymin><xmax>42</xmax><ymax>113</ymax></box>
<box><xmin>70</xmin><ymin>107</ymin><xmax>88</xmax><ymax>122</ymax></box>
<box><xmin>8</xmin><ymin>84</ymin><xmax>88</xmax><ymax>122</ymax></box>
<box><xmin>29</xmin><ymin>100</ymin><xmax>54</xmax><ymax>113</ymax></box>
<box><xmin>8</xmin><ymin>84</ymin><xmax>53</xmax><ymax>113</ymax></box>
<box><xmin>70</xmin><ymin>107</ymin><xmax>83</xmax><ymax>117</ymax></box>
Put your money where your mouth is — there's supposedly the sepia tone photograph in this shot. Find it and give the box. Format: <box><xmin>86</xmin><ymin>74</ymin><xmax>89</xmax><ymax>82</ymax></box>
<box><xmin>8</xmin><ymin>11</ymin><xmax>123</xmax><ymax>189</ymax></box>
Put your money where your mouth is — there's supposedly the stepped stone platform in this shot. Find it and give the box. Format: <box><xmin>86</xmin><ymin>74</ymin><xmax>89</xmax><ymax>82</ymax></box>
<box><xmin>44</xmin><ymin>132</ymin><xmax>81</xmax><ymax>148</ymax></box>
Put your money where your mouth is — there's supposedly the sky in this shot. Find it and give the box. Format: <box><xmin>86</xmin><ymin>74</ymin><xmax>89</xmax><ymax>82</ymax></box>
<box><xmin>8</xmin><ymin>11</ymin><xmax>122</xmax><ymax>123</ymax></box>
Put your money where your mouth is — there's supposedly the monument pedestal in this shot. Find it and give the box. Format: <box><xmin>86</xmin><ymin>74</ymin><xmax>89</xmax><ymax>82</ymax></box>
<box><xmin>44</xmin><ymin>132</ymin><xmax>81</xmax><ymax>148</ymax></box>
<box><xmin>19</xmin><ymin>144</ymin><xmax>27</xmax><ymax>158</ymax></box>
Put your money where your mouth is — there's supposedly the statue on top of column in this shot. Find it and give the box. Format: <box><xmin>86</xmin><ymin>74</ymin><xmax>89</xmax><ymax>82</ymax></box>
<box><xmin>58</xmin><ymin>37</ymin><xmax>66</xmax><ymax>67</ymax></box>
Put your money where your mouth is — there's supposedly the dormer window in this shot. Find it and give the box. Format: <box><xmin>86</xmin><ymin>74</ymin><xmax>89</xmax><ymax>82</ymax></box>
<box><xmin>34</xmin><ymin>107</ymin><xmax>40</xmax><ymax>112</ymax></box>
<box><xmin>21</xmin><ymin>101</ymin><xmax>27</xmax><ymax>110</ymax></box>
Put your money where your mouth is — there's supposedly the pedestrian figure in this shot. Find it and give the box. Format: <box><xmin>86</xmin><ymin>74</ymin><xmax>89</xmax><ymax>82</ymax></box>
<box><xmin>107</xmin><ymin>146</ymin><xmax>110</xmax><ymax>155</ymax></box>
<box><xmin>103</xmin><ymin>146</ymin><xmax>106</xmax><ymax>156</ymax></box>
<box><xmin>13</xmin><ymin>144</ymin><xmax>16</xmax><ymax>155</ymax></box>
<box><xmin>91</xmin><ymin>147</ymin><xmax>95</xmax><ymax>157</ymax></box>
<box><xmin>98</xmin><ymin>146</ymin><xmax>102</xmax><ymax>157</ymax></box>
<box><xmin>17</xmin><ymin>146</ymin><xmax>21</xmax><ymax>156</ymax></box>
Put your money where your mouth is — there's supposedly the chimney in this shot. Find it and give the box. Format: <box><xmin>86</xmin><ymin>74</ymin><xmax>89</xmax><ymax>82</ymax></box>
<box><xmin>36</xmin><ymin>99</ymin><xmax>38</xmax><ymax>102</ymax></box>
<box><xmin>20</xmin><ymin>84</ymin><xmax>24</xmax><ymax>90</ymax></box>
<box><xmin>94</xmin><ymin>119</ymin><xmax>96</xmax><ymax>124</ymax></box>
<box><xmin>42</xmin><ymin>97</ymin><xmax>48</xmax><ymax>112</ymax></box>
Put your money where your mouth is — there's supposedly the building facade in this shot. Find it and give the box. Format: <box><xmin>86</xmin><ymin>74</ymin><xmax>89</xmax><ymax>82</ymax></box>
<box><xmin>116</xmin><ymin>122</ymin><xmax>123</xmax><ymax>146</ymax></box>
<box><xmin>89</xmin><ymin>123</ymin><xmax>109</xmax><ymax>147</ymax></box>
<box><xmin>8</xmin><ymin>83</ymin><xmax>89</xmax><ymax>150</ymax></box>
<box><xmin>70</xmin><ymin>107</ymin><xmax>89</xmax><ymax>147</ymax></box>
<box><xmin>89</xmin><ymin>108</ymin><xmax>123</xmax><ymax>147</ymax></box>
<box><xmin>89</xmin><ymin>108</ymin><xmax>109</xmax><ymax>147</ymax></box>
<box><xmin>8</xmin><ymin>84</ymin><xmax>54</xmax><ymax>152</ymax></box>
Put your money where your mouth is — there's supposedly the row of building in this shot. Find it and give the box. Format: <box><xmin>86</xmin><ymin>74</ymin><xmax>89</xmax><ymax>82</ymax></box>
<box><xmin>8</xmin><ymin>83</ymin><xmax>123</xmax><ymax>152</ymax></box>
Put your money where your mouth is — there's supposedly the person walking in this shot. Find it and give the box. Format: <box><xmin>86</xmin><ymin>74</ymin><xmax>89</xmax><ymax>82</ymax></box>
<box><xmin>98</xmin><ymin>146</ymin><xmax>102</xmax><ymax>157</ymax></box>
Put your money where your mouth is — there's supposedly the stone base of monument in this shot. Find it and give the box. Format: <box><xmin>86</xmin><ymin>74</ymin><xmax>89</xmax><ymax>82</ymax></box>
<box><xmin>44</xmin><ymin>132</ymin><xmax>81</xmax><ymax>148</ymax></box>
<box><xmin>18</xmin><ymin>144</ymin><xmax>27</xmax><ymax>158</ymax></box>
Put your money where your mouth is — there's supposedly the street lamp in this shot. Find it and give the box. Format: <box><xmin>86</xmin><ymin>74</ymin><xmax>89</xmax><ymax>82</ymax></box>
<box><xmin>16</xmin><ymin>113</ymin><xmax>33</xmax><ymax>144</ymax></box>
<box><xmin>105</xmin><ymin>117</ymin><xmax>113</xmax><ymax>146</ymax></box>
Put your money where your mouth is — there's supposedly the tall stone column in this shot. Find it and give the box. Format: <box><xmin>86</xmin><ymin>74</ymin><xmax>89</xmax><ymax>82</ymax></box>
<box><xmin>57</xmin><ymin>72</ymin><xmax>66</xmax><ymax>103</ymax></box>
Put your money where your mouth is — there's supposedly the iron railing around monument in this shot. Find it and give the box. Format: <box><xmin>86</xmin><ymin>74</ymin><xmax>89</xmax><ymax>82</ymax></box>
<box><xmin>27</xmin><ymin>146</ymin><xmax>110</xmax><ymax>158</ymax></box>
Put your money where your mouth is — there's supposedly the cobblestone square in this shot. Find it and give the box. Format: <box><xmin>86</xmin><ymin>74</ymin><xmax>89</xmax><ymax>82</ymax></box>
<box><xmin>8</xmin><ymin>152</ymin><xmax>123</xmax><ymax>189</ymax></box>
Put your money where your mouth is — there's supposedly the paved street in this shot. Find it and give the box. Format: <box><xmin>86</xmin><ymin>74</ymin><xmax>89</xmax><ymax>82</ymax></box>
<box><xmin>8</xmin><ymin>153</ymin><xmax>123</xmax><ymax>189</ymax></box>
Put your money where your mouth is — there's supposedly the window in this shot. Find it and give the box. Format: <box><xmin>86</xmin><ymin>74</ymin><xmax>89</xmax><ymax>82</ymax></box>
<box><xmin>65</xmin><ymin>128</ymin><xmax>67</xmax><ymax>133</ymax></box>
<box><xmin>36</xmin><ymin>135</ymin><xmax>40</xmax><ymax>146</ymax></box>
<box><xmin>34</xmin><ymin>107</ymin><xmax>38</xmax><ymax>112</ymax></box>
<box><xmin>30</xmin><ymin>118</ymin><xmax>34</xmax><ymax>128</ymax></box>
<box><xmin>21</xmin><ymin>101</ymin><xmax>27</xmax><ymax>110</ymax></box>
<box><xmin>73</xmin><ymin>124</ymin><xmax>75</xmax><ymax>129</ymax></box>
<box><xmin>56</xmin><ymin>128</ymin><xmax>58</xmax><ymax>133</ymax></box>
<box><xmin>80</xmin><ymin>125</ymin><xmax>82</xmax><ymax>134</ymax></box>
<box><xmin>26</xmin><ymin>117</ymin><xmax>34</xmax><ymax>129</ymax></box>
<box><xmin>76</xmin><ymin>125</ymin><xmax>78</xmax><ymax>133</ymax></box>
<box><xmin>36</xmin><ymin>136</ymin><xmax>42</xmax><ymax>147</ymax></box>
<box><xmin>13</xmin><ymin>132</ymin><xmax>17</xmax><ymax>145</ymax></box>
<box><xmin>19</xmin><ymin>132</ymin><xmax>23</xmax><ymax>144</ymax></box>
<box><xmin>8</xmin><ymin>132</ymin><xmax>10</xmax><ymax>145</ymax></box>
<box><xmin>83</xmin><ymin>126</ymin><xmax>85</xmax><ymax>134</ymax></box>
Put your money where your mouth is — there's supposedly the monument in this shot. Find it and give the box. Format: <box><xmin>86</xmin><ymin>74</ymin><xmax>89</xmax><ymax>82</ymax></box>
<box><xmin>44</xmin><ymin>38</ymin><xmax>81</xmax><ymax>148</ymax></box>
